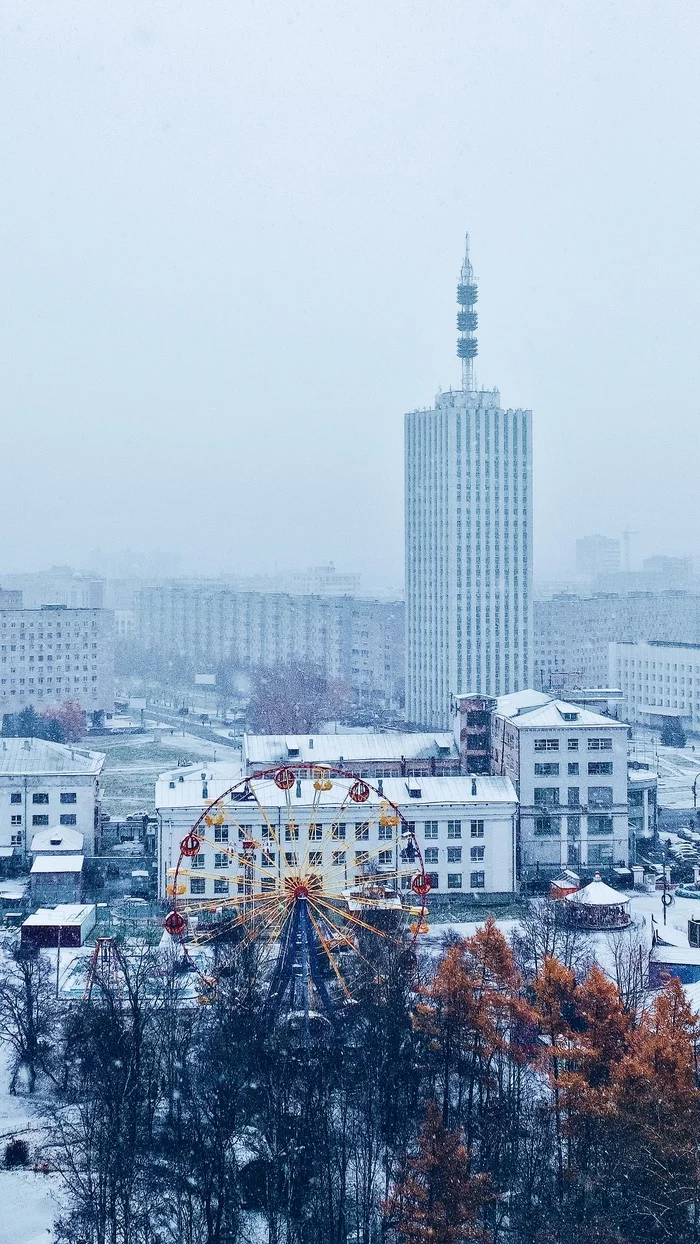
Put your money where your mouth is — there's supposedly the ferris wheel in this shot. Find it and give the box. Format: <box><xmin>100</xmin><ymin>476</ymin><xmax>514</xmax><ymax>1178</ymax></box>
<box><xmin>163</xmin><ymin>764</ymin><xmax>431</xmax><ymax>1027</ymax></box>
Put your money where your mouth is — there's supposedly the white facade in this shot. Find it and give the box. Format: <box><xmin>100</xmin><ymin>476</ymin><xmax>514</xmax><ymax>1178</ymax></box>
<box><xmin>155</xmin><ymin>766</ymin><xmax>518</xmax><ymax>901</ymax></box>
<box><xmin>0</xmin><ymin>606</ymin><xmax>114</xmax><ymax>719</ymax></box>
<box><xmin>610</xmin><ymin>639</ymin><xmax>700</xmax><ymax>731</ymax></box>
<box><xmin>405</xmin><ymin>239</ymin><xmax>532</xmax><ymax>729</ymax></box>
<box><xmin>491</xmin><ymin>690</ymin><xmax>629</xmax><ymax>879</ymax></box>
<box><xmin>0</xmin><ymin>737</ymin><xmax>105</xmax><ymax>859</ymax></box>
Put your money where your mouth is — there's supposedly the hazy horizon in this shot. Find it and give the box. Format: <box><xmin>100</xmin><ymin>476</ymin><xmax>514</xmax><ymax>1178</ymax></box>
<box><xmin>2</xmin><ymin>0</ymin><xmax>699</xmax><ymax>586</ymax></box>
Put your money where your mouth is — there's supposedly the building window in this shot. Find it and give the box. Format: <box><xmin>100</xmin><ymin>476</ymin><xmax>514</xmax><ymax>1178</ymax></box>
<box><xmin>32</xmin><ymin>793</ymin><xmax>49</xmax><ymax>804</ymax></box>
<box><xmin>309</xmin><ymin>823</ymin><xmax>323</xmax><ymax>841</ymax></box>
<box><xmin>10</xmin><ymin>793</ymin><xmax>21</xmax><ymax>804</ymax></box>
<box><xmin>424</xmin><ymin>848</ymin><xmax>439</xmax><ymax>864</ymax></box>
<box><xmin>567</xmin><ymin>816</ymin><xmax>581</xmax><ymax>839</ymax></box>
<box><xmin>470</xmin><ymin>845</ymin><xmax>485</xmax><ymax>861</ymax></box>
<box><xmin>447</xmin><ymin>821</ymin><xmax>462</xmax><ymax>839</ymax></box>
<box><xmin>191</xmin><ymin>853</ymin><xmax>205</xmax><ymax>869</ymax></box>
<box><xmin>534</xmin><ymin>763</ymin><xmax>559</xmax><ymax>776</ymax></box>
<box><xmin>378</xmin><ymin>850</ymin><xmax>392</xmax><ymax>865</ymax></box>
<box><xmin>568</xmin><ymin>787</ymin><xmax>579</xmax><ymax>807</ymax></box>
<box><xmin>60</xmin><ymin>792</ymin><xmax>77</xmax><ymax>804</ymax></box>
<box><xmin>588</xmin><ymin>814</ymin><xmax>613</xmax><ymax>835</ymax></box>
<box><xmin>588</xmin><ymin>786</ymin><xmax>613</xmax><ymax>809</ymax></box>
<box><xmin>261</xmin><ymin>850</ymin><xmax>276</xmax><ymax>867</ymax></box>
<box><xmin>447</xmin><ymin>846</ymin><xmax>462</xmax><ymax>863</ymax></box>
<box><xmin>190</xmin><ymin>878</ymin><xmax>206</xmax><ymax>895</ymax></box>
<box><xmin>332</xmin><ymin>824</ymin><xmax>346</xmax><ymax>840</ymax></box>
<box><xmin>285</xmin><ymin>825</ymin><xmax>299</xmax><ymax>841</ymax></box>
<box><xmin>378</xmin><ymin>824</ymin><xmax>393</xmax><ymax>841</ymax></box>
<box><xmin>214</xmin><ymin>853</ymin><xmax>230</xmax><ymax>868</ymax></box>
<box><xmin>588</xmin><ymin>843</ymin><xmax>613</xmax><ymax>865</ymax></box>
<box><xmin>60</xmin><ymin>814</ymin><xmax>77</xmax><ymax>826</ymax></box>
<box><xmin>332</xmin><ymin>851</ymin><xmax>346</xmax><ymax>866</ymax></box>
<box><xmin>355</xmin><ymin>851</ymin><xmax>369</xmax><ymax>866</ymax></box>
<box><xmin>309</xmin><ymin>851</ymin><xmax>323</xmax><ymax>866</ymax></box>
<box><xmin>424</xmin><ymin>821</ymin><xmax>438</xmax><ymax>839</ymax></box>
<box><xmin>355</xmin><ymin>823</ymin><xmax>370</xmax><ymax>841</ymax></box>
<box><xmin>10</xmin><ymin>814</ymin><xmax>21</xmax><ymax>826</ymax></box>
<box><xmin>534</xmin><ymin>788</ymin><xmax>559</xmax><ymax>807</ymax></box>
<box><xmin>213</xmin><ymin>879</ymin><xmax>229</xmax><ymax>895</ymax></box>
<box><xmin>534</xmin><ymin>739</ymin><xmax>559</xmax><ymax>752</ymax></box>
<box><xmin>470</xmin><ymin>820</ymin><xmax>484</xmax><ymax>838</ymax></box>
<box><xmin>567</xmin><ymin>739</ymin><xmax>579</xmax><ymax>751</ymax></box>
<box><xmin>534</xmin><ymin>816</ymin><xmax>560</xmax><ymax>837</ymax></box>
<box><xmin>447</xmin><ymin>873</ymin><xmax>463</xmax><ymax>889</ymax></box>
<box><xmin>588</xmin><ymin>761</ymin><xmax>613</xmax><ymax>776</ymax></box>
<box><xmin>588</xmin><ymin>738</ymin><xmax>613</xmax><ymax>751</ymax></box>
<box><xmin>214</xmin><ymin>826</ymin><xmax>229</xmax><ymax>843</ymax></box>
<box><xmin>567</xmin><ymin>762</ymin><xmax>579</xmax><ymax>775</ymax></box>
<box><xmin>285</xmin><ymin>852</ymin><xmax>298</xmax><ymax>866</ymax></box>
<box><xmin>32</xmin><ymin>815</ymin><xmax>49</xmax><ymax>826</ymax></box>
<box><xmin>470</xmin><ymin>871</ymin><xmax>486</xmax><ymax>889</ymax></box>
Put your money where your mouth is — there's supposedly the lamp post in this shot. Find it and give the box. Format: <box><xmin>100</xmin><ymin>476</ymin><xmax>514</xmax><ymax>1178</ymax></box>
<box><xmin>693</xmin><ymin>773</ymin><xmax>700</xmax><ymax>811</ymax></box>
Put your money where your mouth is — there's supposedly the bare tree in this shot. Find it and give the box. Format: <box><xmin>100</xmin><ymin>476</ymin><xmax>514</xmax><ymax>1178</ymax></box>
<box><xmin>0</xmin><ymin>942</ymin><xmax>58</xmax><ymax>1094</ymax></box>
<box><xmin>510</xmin><ymin>898</ymin><xmax>594</xmax><ymax>982</ymax></box>
<box><xmin>604</xmin><ymin>923</ymin><xmax>650</xmax><ymax>1012</ymax></box>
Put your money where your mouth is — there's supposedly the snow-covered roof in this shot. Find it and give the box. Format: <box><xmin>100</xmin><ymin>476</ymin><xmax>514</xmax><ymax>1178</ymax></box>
<box><xmin>30</xmin><ymin>854</ymin><xmax>84</xmax><ymax>874</ymax></box>
<box><xmin>243</xmin><ymin>731</ymin><xmax>459</xmax><ymax>768</ymax></box>
<box><xmin>651</xmin><ymin>945</ymin><xmax>700</xmax><ymax>966</ymax></box>
<box><xmin>565</xmin><ymin>875</ymin><xmax>630</xmax><ymax>906</ymax></box>
<box><xmin>496</xmin><ymin>691</ymin><xmax>625</xmax><ymax>730</ymax></box>
<box><xmin>31</xmin><ymin>826</ymin><xmax>84</xmax><ymax>853</ymax></box>
<box><xmin>22</xmin><ymin>903</ymin><xmax>94</xmax><ymax>927</ymax></box>
<box><xmin>156</xmin><ymin>772</ymin><xmax>518</xmax><ymax>812</ymax></box>
<box><xmin>0</xmin><ymin>737</ymin><xmax>105</xmax><ymax>775</ymax></box>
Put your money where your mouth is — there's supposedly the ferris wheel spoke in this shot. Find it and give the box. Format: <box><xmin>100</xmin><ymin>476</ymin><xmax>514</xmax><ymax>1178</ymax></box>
<box><xmin>306</xmin><ymin>903</ymin><xmax>352</xmax><ymax>998</ymax></box>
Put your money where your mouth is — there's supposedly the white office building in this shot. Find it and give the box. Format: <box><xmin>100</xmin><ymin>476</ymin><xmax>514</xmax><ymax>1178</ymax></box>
<box><xmin>405</xmin><ymin>235</ymin><xmax>532</xmax><ymax>728</ymax></box>
<box><xmin>155</xmin><ymin>766</ymin><xmax>518</xmax><ymax>902</ymax></box>
<box><xmin>0</xmin><ymin>737</ymin><xmax>105</xmax><ymax>860</ymax></box>
<box><xmin>610</xmin><ymin>639</ymin><xmax>700</xmax><ymax>732</ymax></box>
<box><xmin>491</xmin><ymin>690</ymin><xmax>629</xmax><ymax>881</ymax></box>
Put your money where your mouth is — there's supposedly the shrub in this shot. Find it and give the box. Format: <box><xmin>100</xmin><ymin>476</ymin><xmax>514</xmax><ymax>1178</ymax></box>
<box><xmin>4</xmin><ymin>1138</ymin><xmax>30</xmax><ymax>1168</ymax></box>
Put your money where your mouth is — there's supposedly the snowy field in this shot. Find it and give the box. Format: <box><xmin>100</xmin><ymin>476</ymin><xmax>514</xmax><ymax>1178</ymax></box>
<box><xmin>96</xmin><ymin>727</ymin><xmax>236</xmax><ymax>819</ymax></box>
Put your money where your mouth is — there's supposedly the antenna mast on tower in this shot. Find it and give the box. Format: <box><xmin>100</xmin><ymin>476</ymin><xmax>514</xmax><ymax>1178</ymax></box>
<box><xmin>456</xmin><ymin>233</ymin><xmax>478</xmax><ymax>390</ymax></box>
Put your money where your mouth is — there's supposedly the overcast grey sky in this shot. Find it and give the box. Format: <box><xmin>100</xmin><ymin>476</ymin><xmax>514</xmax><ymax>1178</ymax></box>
<box><xmin>1</xmin><ymin>0</ymin><xmax>698</xmax><ymax>587</ymax></box>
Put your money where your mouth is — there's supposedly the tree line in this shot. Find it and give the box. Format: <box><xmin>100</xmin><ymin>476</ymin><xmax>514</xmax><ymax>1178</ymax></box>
<box><xmin>1</xmin><ymin>904</ymin><xmax>699</xmax><ymax>1244</ymax></box>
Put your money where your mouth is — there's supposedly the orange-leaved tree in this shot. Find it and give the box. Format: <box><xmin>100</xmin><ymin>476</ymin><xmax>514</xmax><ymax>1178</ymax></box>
<box><xmin>383</xmin><ymin>1098</ymin><xmax>493</xmax><ymax>1244</ymax></box>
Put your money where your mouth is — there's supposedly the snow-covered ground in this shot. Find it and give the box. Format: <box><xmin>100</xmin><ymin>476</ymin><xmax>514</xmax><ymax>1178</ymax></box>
<box><xmin>0</xmin><ymin>1045</ymin><xmax>64</xmax><ymax>1244</ymax></box>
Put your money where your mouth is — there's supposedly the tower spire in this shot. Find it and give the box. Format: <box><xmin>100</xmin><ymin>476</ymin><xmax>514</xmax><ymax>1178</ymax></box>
<box><xmin>456</xmin><ymin>233</ymin><xmax>478</xmax><ymax>390</ymax></box>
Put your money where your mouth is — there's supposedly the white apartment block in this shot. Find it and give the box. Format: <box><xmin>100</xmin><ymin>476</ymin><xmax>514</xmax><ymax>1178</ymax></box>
<box><xmin>0</xmin><ymin>736</ymin><xmax>105</xmax><ymax>860</ymax></box>
<box><xmin>491</xmin><ymin>690</ymin><xmax>629</xmax><ymax>880</ymax></box>
<box><xmin>155</xmin><ymin>767</ymin><xmax>518</xmax><ymax>902</ymax></box>
<box><xmin>135</xmin><ymin>586</ymin><xmax>404</xmax><ymax>710</ymax></box>
<box><xmin>610</xmin><ymin>639</ymin><xmax>700</xmax><ymax>731</ymax></box>
<box><xmin>0</xmin><ymin>606</ymin><xmax>114</xmax><ymax>721</ymax></box>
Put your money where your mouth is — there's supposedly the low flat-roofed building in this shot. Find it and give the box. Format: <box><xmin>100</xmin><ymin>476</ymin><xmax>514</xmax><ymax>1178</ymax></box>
<box><xmin>0</xmin><ymin>737</ymin><xmax>105</xmax><ymax>860</ymax></box>
<box><xmin>156</xmin><ymin>767</ymin><xmax>518</xmax><ymax>904</ymax></box>
<box><xmin>21</xmin><ymin>902</ymin><xmax>96</xmax><ymax>948</ymax></box>
<box><xmin>243</xmin><ymin>732</ymin><xmax>460</xmax><ymax>777</ymax></box>
<box><xmin>30</xmin><ymin>853</ymin><xmax>84</xmax><ymax>904</ymax></box>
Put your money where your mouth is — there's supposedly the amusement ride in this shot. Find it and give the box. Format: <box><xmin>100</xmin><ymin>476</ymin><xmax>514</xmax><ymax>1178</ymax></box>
<box><xmin>161</xmin><ymin>764</ymin><xmax>432</xmax><ymax>1029</ymax></box>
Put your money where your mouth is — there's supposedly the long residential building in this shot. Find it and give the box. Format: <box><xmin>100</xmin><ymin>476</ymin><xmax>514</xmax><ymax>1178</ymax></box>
<box><xmin>0</xmin><ymin>606</ymin><xmax>114</xmax><ymax>722</ymax></box>
<box><xmin>155</xmin><ymin>765</ymin><xmax>518</xmax><ymax>901</ymax></box>
<box><xmin>134</xmin><ymin>584</ymin><xmax>404</xmax><ymax>709</ymax></box>
<box><xmin>242</xmin><ymin>731</ymin><xmax>460</xmax><ymax>777</ymax></box>
<box><xmin>534</xmin><ymin>590</ymin><xmax>700</xmax><ymax>690</ymax></box>
<box><xmin>405</xmin><ymin>235</ymin><xmax>532</xmax><ymax>729</ymax></box>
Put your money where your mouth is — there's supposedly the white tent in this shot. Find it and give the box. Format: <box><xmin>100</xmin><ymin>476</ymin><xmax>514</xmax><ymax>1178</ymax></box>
<box><xmin>565</xmin><ymin>874</ymin><xmax>630</xmax><ymax>908</ymax></box>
